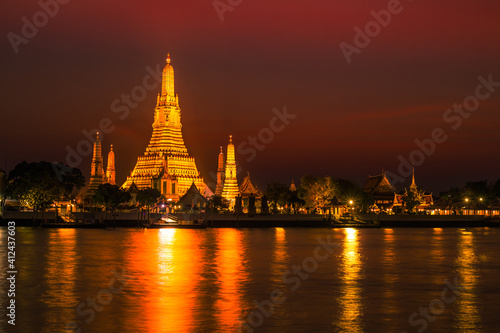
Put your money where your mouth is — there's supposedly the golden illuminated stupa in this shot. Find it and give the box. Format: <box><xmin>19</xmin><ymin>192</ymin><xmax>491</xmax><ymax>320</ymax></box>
<box><xmin>122</xmin><ymin>54</ymin><xmax>205</xmax><ymax>200</ymax></box>
<box><xmin>215</xmin><ymin>146</ymin><xmax>225</xmax><ymax>196</ymax></box>
<box><xmin>221</xmin><ymin>135</ymin><xmax>239</xmax><ymax>203</ymax></box>
<box><xmin>88</xmin><ymin>132</ymin><xmax>105</xmax><ymax>193</ymax></box>
<box><xmin>106</xmin><ymin>145</ymin><xmax>116</xmax><ymax>185</ymax></box>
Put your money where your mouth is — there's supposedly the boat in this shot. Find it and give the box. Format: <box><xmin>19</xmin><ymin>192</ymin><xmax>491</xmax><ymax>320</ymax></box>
<box><xmin>331</xmin><ymin>217</ymin><xmax>380</xmax><ymax>228</ymax></box>
<box><xmin>146</xmin><ymin>214</ymin><xmax>207</xmax><ymax>229</ymax></box>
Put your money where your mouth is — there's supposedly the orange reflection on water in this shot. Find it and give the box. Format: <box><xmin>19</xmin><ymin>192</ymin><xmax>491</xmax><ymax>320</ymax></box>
<box><xmin>215</xmin><ymin>229</ymin><xmax>247</xmax><ymax>331</ymax></box>
<box><xmin>382</xmin><ymin>228</ymin><xmax>398</xmax><ymax>324</ymax></box>
<box><xmin>126</xmin><ymin>229</ymin><xmax>202</xmax><ymax>333</ymax></box>
<box><xmin>455</xmin><ymin>230</ymin><xmax>480</xmax><ymax>330</ymax></box>
<box><xmin>273</xmin><ymin>228</ymin><xmax>288</xmax><ymax>268</ymax></box>
<box><xmin>431</xmin><ymin>227</ymin><xmax>444</xmax><ymax>284</ymax></box>
<box><xmin>337</xmin><ymin>228</ymin><xmax>363</xmax><ymax>332</ymax></box>
<box><xmin>157</xmin><ymin>229</ymin><xmax>201</xmax><ymax>332</ymax></box>
<box><xmin>42</xmin><ymin>229</ymin><xmax>77</xmax><ymax>328</ymax></box>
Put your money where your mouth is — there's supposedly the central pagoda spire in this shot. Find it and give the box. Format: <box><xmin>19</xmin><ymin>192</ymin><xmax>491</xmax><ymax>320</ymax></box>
<box><xmin>162</xmin><ymin>53</ymin><xmax>175</xmax><ymax>97</ymax></box>
<box><xmin>122</xmin><ymin>53</ymin><xmax>205</xmax><ymax>200</ymax></box>
<box><xmin>222</xmin><ymin>135</ymin><xmax>240</xmax><ymax>204</ymax></box>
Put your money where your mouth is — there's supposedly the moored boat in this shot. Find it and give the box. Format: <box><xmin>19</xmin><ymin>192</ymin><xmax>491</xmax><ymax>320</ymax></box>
<box><xmin>146</xmin><ymin>214</ymin><xmax>207</xmax><ymax>229</ymax></box>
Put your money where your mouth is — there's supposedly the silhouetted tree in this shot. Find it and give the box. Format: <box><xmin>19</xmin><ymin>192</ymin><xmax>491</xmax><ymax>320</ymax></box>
<box><xmin>266</xmin><ymin>181</ymin><xmax>289</xmax><ymax>213</ymax></box>
<box><xmin>7</xmin><ymin>161</ymin><xmax>85</xmax><ymax>221</ymax></box>
<box><xmin>248</xmin><ymin>194</ymin><xmax>256</xmax><ymax>216</ymax></box>
<box><xmin>235</xmin><ymin>195</ymin><xmax>243</xmax><ymax>214</ymax></box>
<box><xmin>208</xmin><ymin>195</ymin><xmax>229</xmax><ymax>213</ymax></box>
<box><xmin>137</xmin><ymin>188</ymin><xmax>161</xmax><ymax>223</ymax></box>
<box><xmin>260</xmin><ymin>195</ymin><xmax>270</xmax><ymax>215</ymax></box>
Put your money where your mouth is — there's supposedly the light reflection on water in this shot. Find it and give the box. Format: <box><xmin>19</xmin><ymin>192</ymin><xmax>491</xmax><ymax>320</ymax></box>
<box><xmin>214</xmin><ymin>228</ymin><xmax>247</xmax><ymax>331</ymax></box>
<box><xmin>41</xmin><ymin>229</ymin><xmax>78</xmax><ymax>330</ymax></box>
<box><xmin>0</xmin><ymin>227</ymin><xmax>498</xmax><ymax>332</ymax></box>
<box><xmin>455</xmin><ymin>229</ymin><xmax>481</xmax><ymax>331</ymax></box>
<box><xmin>336</xmin><ymin>228</ymin><xmax>363</xmax><ymax>332</ymax></box>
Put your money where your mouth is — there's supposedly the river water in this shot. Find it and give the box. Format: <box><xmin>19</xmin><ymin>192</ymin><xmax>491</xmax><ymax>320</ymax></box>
<box><xmin>1</xmin><ymin>227</ymin><xmax>499</xmax><ymax>333</ymax></box>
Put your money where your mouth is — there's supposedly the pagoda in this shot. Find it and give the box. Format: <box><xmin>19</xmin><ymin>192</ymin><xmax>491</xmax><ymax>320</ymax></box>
<box><xmin>88</xmin><ymin>132</ymin><xmax>105</xmax><ymax>193</ymax></box>
<box><xmin>215</xmin><ymin>146</ymin><xmax>225</xmax><ymax>196</ymax></box>
<box><xmin>122</xmin><ymin>54</ymin><xmax>205</xmax><ymax>200</ymax></box>
<box><xmin>106</xmin><ymin>144</ymin><xmax>116</xmax><ymax>185</ymax></box>
<box><xmin>221</xmin><ymin>135</ymin><xmax>239</xmax><ymax>203</ymax></box>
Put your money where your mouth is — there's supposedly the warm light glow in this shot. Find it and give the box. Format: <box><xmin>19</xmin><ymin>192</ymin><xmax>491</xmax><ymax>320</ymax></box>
<box><xmin>222</xmin><ymin>135</ymin><xmax>239</xmax><ymax>203</ymax></box>
<box><xmin>122</xmin><ymin>54</ymin><xmax>205</xmax><ymax>199</ymax></box>
<box><xmin>337</xmin><ymin>228</ymin><xmax>363</xmax><ymax>332</ymax></box>
<box><xmin>42</xmin><ymin>229</ymin><xmax>77</xmax><ymax>328</ymax></box>
<box><xmin>215</xmin><ymin>229</ymin><xmax>247</xmax><ymax>331</ymax></box>
<box><xmin>455</xmin><ymin>230</ymin><xmax>480</xmax><ymax>330</ymax></box>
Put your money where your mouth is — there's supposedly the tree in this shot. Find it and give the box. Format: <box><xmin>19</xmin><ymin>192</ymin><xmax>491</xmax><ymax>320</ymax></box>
<box><xmin>0</xmin><ymin>168</ymin><xmax>6</xmax><ymax>199</ymax></box>
<box><xmin>298</xmin><ymin>175</ymin><xmax>336</xmax><ymax>213</ymax></box>
<box><xmin>333</xmin><ymin>178</ymin><xmax>372</xmax><ymax>213</ymax></box>
<box><xmin>260</xmin><ymin>195</ymin><xmax>270</xmax><ymax>215</ymax></box>
<box><xmin>208</xmin><ymin>195</ymin><xmax>229</xmax><ymax>213</ymax></box>
<box><xmin>0</xmin><ymin>169</ymin><xmax>6</xmax><ymax>214</ymax></box>
<box><xmin>493</xmin><ymin>179</ymin><xmax>500</xmax><ymax>198</ymax></box>
<box><xmin>265</xmin><ymin>181</ymin><xmax>289</xmax><ymax>213</ymax></box>
<box><xmin>235</xmin><ymin>195</ymin><xmax>243</xmax><ymax>214</ymax></box>
<box><xmin>287</xmin><ymin>190</ymin><xmax>305</xmax><ymax>214</ymax></box>
<box><xmin>93</xmin><ymin>183</ymin><xmax>131</xmax><ymax>224</ymax></box>
<box><xmin>7</xmin><ymin>161</ymin><xmax>85</xmax><ymax>220</ymax></box>
<box><xmin>402</xmin><ymin>187</ymin><xmax>425</xmax><ymax>214</ymax></box>
<box><xmin>136</xmin><ymin>188</ymin><xmax>161</xmax><ymax>223</ymax></box>
<box><xmin>248</xmin><ymin>194</ymin><xmax>256</xmax><ymax>216</ymax></box>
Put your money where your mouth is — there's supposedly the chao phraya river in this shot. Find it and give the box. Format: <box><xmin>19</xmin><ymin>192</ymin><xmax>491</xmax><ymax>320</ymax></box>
<box><xmin>1</xmin><ymin>227</ymin><xmax>499</xmax><ymax>332</ymax></box>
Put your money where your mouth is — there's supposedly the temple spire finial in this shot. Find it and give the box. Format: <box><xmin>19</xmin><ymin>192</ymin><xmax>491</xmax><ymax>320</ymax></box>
<box><xmin>410</xmin><ymin>164</ymin><xmax>417</xmax><ymax>189</ymax></box>
<box><xmin>166</xmin><ymin>53</ymin><xmax>171</xmax><ymax>64</ymax></box>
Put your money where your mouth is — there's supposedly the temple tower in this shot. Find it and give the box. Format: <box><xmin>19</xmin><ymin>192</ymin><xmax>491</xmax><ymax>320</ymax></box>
<box><xmin>122</xmin><ymin>54</ymin><xmax>205</xmax><ymax>200</ymax></box>
<box><xmin>410</xmin><ymin>164</ymin><xmax>417</xmax><ymax>189</ymax></box>
<box><xmin>89</xmin><ymin>132</ymin><xmax>105</xmax><ymax>192</ymax></box>
<box><xmin>215</xmin><ymin>146</ymin><xmax>225</xmax><ymax>196</ymax></box>
<box><xmin>222</xmin><ymin>135</ymin><xmax>239</xmax><ymax>203</ymax></box>
<box><xmin>106</xmin><ymin>145</ymin><xmax>116</xmax><ymax>185</ymax></box>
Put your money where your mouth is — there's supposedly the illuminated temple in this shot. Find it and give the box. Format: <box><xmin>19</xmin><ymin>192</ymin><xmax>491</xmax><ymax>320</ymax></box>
<box><xmin>122</xmin><ymin>54</ymin><xmax>205</xmax><ymax>200</ymax></box>
<box><xmin>221</xmin><ymin>135</ymin><xmax>240</xmax><ymax>203</ymax></box>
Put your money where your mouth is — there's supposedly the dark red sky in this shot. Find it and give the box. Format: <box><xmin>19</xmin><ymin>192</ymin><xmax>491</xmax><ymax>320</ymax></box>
<box><xmin>1</xmin><ymin>0</ymin><xmax>500</xmax><ymax>193</ymax></box>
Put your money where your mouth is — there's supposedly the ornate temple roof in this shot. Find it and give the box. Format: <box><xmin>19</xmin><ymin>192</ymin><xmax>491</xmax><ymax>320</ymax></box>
<box><xmin>363</xmin><ymin>171</ymin><xmax>394</xmax><ymax>196</ymax></box>
<box><xmin>178</xmin><ymin>182</ymin><xmax>207</xmax><ymax>208</ymax></box>
<box><xmin>239</xmin><ymin>171</ymin><xmax>262</xmax><ymax>198</ymax></box>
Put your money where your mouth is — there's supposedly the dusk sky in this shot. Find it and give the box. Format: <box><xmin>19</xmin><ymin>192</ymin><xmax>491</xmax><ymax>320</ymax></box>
<box><xmin>2</xmin><ymin>0</ymin><xmax>500</xmax><ymax>193</ymax></box>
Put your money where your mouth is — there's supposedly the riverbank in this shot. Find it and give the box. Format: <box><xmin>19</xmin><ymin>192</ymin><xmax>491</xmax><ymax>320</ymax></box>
<box><xmin>1</xmin><ymin>212</ymin><xmax>498</xmax><ymax>228</ymax></box>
